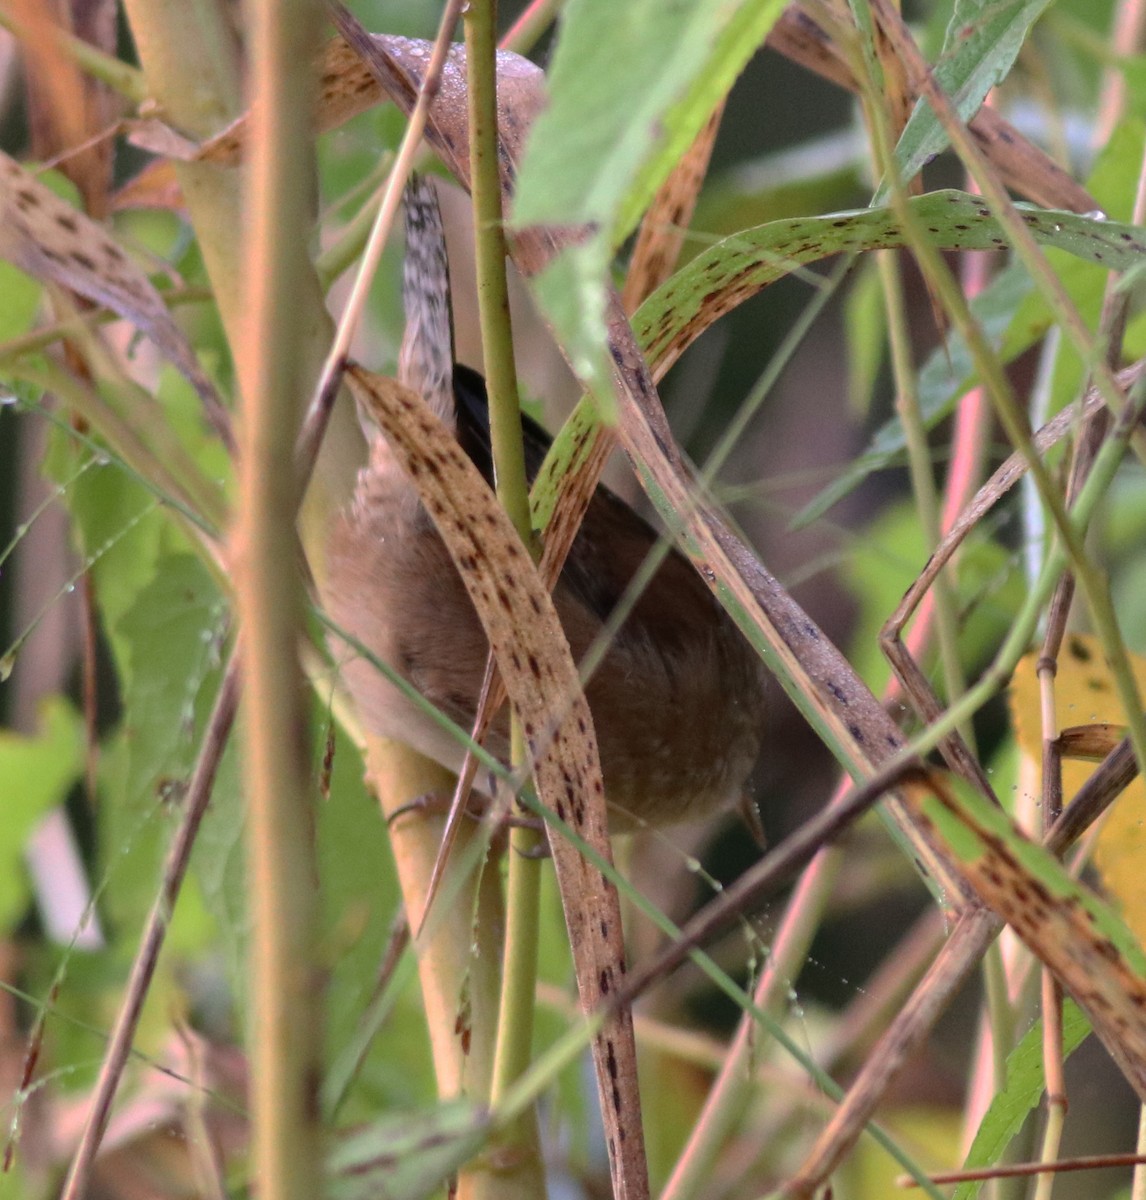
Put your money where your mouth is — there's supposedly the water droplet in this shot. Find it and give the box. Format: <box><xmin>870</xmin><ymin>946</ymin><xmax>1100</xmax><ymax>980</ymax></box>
<box><xmin>684</xmin><ymin>856</ymin><xmax>702</xmax><ymax>874</ymax></box>
<box><xmin>1084</xmin><ymin>209</ymin><xmax>1108</xmax><ymax>221</ymax></box>
<box><xmin>1053</xmin><ymin>223</ymin><xmax>1063</xmax><ymax>233</ymax></box>
<box><xmin>0</xmin><ymin>392</ymin><xmax>18</xmax><ymax>407</ymax></box>
<box><xmin>0</xmin><ymin>654</ymin><xmax>14</xmax><ymax>681</ymax></box>
<box><xmin>64</xmin><ymin>583</ymin><xmax>75</xmax><ymax>594</ymax></box>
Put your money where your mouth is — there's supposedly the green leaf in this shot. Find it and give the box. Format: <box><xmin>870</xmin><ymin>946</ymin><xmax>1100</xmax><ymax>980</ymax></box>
<box><xmin>952</xmin><ymin>1003</ymin><xmax>1090</xmax><ymax>1200</ymax></box>
<box><xmin>513</xmin><ymin>0</ymin><xmax>786</xmax><ymax>239</ymax></box>
<box><xmin>317</xmin><ymin>723</ymin><xmax>418</xmax><ymax>1113</ymax></box>
<box><xmin>0</xmin><ymin>699</ymin><xmax>83</xmax><ymax>929</ymax></box>
<box><xmin>527</xmin><ymin>242</ymin><xmax>614</xmax><ymax>417</ymax></box>
<box><xmin>513</xmin><ymin>0</ymin><xmax>788</xmax><ymax>402</ymax></box>
<box><xmin>116</xmin><ymin>552</ymin><xmax>226</xmax><ymax>810</ymax></box>
<box><xmin>184</xmin><ymin>716</ymin><xmax>247</xmax><ymax>982</ymax></box>
<box><xmin>45</xmin><ymin>443</ymin><xmax>165</xmax><ymax>658</ymax></box>
<box><xmin>100</xmin><ymin>552</ymin><xmax>227</xmax><ymax>935</ymax></box>
<box><xmin>882</xmin><ymin>0</ymin><xmax>1055</xmax><ymax>199</ymax></box>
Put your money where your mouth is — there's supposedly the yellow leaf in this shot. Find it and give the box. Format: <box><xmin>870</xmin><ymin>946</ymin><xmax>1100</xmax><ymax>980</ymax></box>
<box><xmin>1010</xmin><ymin>632</ymin><xmax>1146</xmax><ymax>942</ymax></box>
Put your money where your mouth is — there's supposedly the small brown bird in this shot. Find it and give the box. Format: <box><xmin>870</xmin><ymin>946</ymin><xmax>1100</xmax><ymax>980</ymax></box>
<box><xmin>325</xmin><ymin>177</ymin><xmax>767</xmax><ymax>830</ymax></box>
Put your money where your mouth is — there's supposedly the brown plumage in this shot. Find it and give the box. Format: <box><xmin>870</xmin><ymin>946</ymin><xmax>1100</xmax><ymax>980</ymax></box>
<box><xmin>325</xmin><ymin>176</ymin><xmax>767</xmax><ymax>830</ymax></box>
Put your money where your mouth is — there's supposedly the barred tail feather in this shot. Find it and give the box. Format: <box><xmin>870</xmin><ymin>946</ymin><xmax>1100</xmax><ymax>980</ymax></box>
<box><xmin>399</xmin><ymin>175</ymin><xmax>456</xmax><ymax>428</ymax></box>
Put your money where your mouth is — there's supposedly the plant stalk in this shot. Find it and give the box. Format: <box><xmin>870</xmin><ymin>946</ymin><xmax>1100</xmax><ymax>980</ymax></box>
<box><xmin>234</xmin><ymin>2</ymin><xmax>325</xmax><ymax>1198</ymax></box>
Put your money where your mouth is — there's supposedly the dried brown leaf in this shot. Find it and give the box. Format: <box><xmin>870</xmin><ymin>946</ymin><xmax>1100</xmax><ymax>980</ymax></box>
<box><xmin>918</xmin><ymin>771</ymin><xmax>1146</xmax><ymax>1100</ymax></box>
<box><xmin>1058</xmin><ymin>724</ymin><xmax>1127</xmax><ymax>762</ymax></box>
<box><xmin>0</xmin><ymin>151</ymin><xmax>232</xmax><ymax>451</ymax></box>
<box><xmin>344</xmin><ymin>363</ymin><xmax>647</xmax><ymax>1200</ymax></box>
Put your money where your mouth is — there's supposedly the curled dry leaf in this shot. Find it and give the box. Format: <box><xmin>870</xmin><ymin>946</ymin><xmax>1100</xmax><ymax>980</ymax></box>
<box><xmin>196</xmin><ymin>19</ymin><xmax>554</xmax><ymax>214</ymax></box>
<box><xmin>0</xmin><ymin>150</ymin><xmax>232</xmax><ymax>451</ymax></box>
<box><xmin>342</xmin><ymin>362</ymin><xmax>647</xmax><ymax>1200</ymax></box>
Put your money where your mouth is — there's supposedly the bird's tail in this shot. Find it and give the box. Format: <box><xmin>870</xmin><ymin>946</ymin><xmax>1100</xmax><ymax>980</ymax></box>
<box><xmin>398</xmin><ymin>175</ymin><xmax>456</xmax><ymax>429</ymax></box>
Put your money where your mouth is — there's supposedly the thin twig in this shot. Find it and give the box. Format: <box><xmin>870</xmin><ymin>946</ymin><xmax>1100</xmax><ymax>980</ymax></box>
<box><xmin>58</xmin><ymin>657</ymin><xmax>241</xmax><ymax>1200</ymax></box>
<box><xmin>900</xmin><ymin>1150</ymin><xmax>1146</xmax><ymax>1188</ymax></box>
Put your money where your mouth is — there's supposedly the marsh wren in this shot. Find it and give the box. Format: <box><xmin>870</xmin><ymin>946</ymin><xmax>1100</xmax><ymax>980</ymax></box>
<box><xmin>325</xmin><ymin>177</ymin><xmax>767</xmax><ymax>830</ymax></box>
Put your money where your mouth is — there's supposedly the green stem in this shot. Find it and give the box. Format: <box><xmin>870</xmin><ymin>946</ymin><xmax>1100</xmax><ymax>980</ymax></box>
<box><xmin>465</xmin><ymin>0</ymin><xmax>546</xmax><ymax>1186</ymax></box>
<box><xmin>121</xmin><ymin>0</ymin><xmax>244</xmax><ymax>322</ymax></box>
<box><xmin>234</xmin><ymin>2</ymin><xmax>325</xmax><ymax>1200</ymax></box>
<box><xmin>877</xmin><ymin>248</ymin><xmax>970</xmax><ymax>746</ymax></box>
<box><xmin>467</xmin><ymin>6</ymin><xmax>531</xmax><ymax>543</ymax></box>
<box><xmin>0</xmin><ymin>287</ymin><xmax>213</xmax><ymax>361</ymax></box>
<box><xmin>491</xmin><ymin>723</ymin><xmax>545</xmax><ymax>1123</ymax></box>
